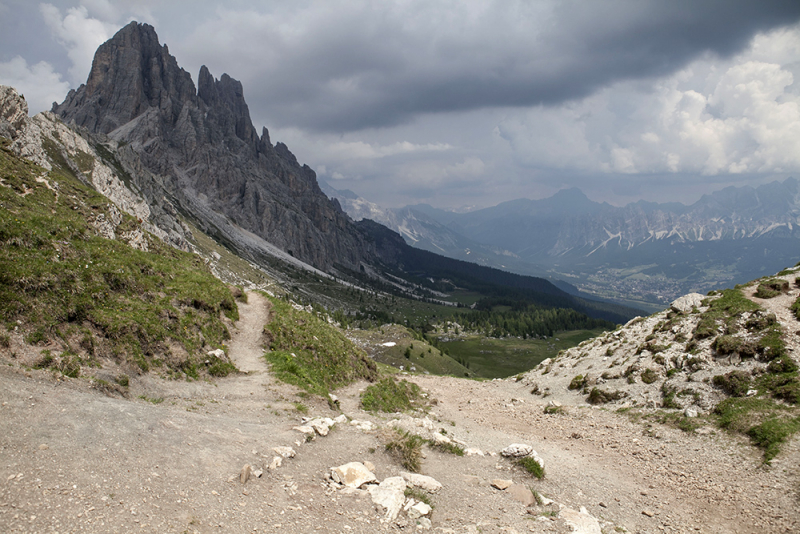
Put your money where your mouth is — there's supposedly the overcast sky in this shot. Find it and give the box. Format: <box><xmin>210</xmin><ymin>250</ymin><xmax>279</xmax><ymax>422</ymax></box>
<box><xmin>2</xmin><ymin>0</ymin><xmax>800</xmax><ymax>210</ymax></box>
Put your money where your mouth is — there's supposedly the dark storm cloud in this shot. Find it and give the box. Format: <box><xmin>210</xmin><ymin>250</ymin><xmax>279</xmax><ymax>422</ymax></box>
<box><xmin>176</xmin><ymin>0</ymin><xmax>800</xmax><ymax>132</ymax></box>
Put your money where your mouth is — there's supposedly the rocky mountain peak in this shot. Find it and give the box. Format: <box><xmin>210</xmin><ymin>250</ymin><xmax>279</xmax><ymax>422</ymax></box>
<box><xmin>53</xmin><ymin>22</ymin><xmax>373</xmax><ymax>272</ymax></box>
<box><xmin>55</xmin><ymin>22</ymin><xmax>195</xmax><ymax>135</ymax></box>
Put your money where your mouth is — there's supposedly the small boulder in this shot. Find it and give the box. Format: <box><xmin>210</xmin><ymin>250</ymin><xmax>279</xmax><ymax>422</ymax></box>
<box><xmin>408</xmin><ymin>501</ymin><xmax>432</xmax><ymax>519</ymax></box>
<box><xmin>507</xmin><ymin>484</ymin><xmax>535</xmax><ymax>506</ymax></box>
<box><xmin>330</xmin><ymin>462</ymin><xmax>377</xmax><ymax>488</ymax></box>
<box><xmin>240</xmin><ymin>464</ymin><xmax>251</xmax><ymax>484</ymax></box>
<box><xmin>268</xmin><ymin>456</ymin><xmax>282</xmax><ymax>470</ymax></box>
<box><xmin>293</xmin><ymin>425</ymin><xmax>315</xmax><ymax>435</ymax></box>
<box><xmin>207</xmin><ymin>348</ymin><xmax>227</xmax><ymax>361</ymax></box>
<box><xmin>491</xmin><ymin>479</ymin><xmax>513</xmax><ymax>490</ymax></box>
<box><xmin>273</xmin><ymin>446</ymin><xmax>296</xmax><ymax>458</ymax></box>
<box><xmin>368</xmin><ymin>476</ymin><xmax>406</xmax><ymax>521</ymax></box>
<box><xmin>670</xmin><ymin>293</ymin><xmax>705</xmax><ymax>314</ymax></box>
<box><xmin>401</xmin><ymin>472</ymin><xmax>442</xmax><ymax>493</ymax></box>
<box><xmin>501</xmin><ymin>444</ymin><xmax>533</xmax><ymax>458</ymax></box>
<box><xmin>430</xmin><ymin>432</ymin><xmax>451</xmax><ymax>445</ymax></box>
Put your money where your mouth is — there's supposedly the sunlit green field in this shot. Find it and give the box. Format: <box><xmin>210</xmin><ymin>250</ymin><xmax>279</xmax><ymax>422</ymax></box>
<box><xmin>437</xmin><ymin>329</ymin><xmax>608</xmax><ymax>378</ymax></box>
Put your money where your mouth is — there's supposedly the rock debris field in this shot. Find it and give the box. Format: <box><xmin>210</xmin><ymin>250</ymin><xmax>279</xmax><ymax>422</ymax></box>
<box><xmin>1</xmin><ymin>292</ymin><xmax>798</xmax><ymax>533</ymax></box>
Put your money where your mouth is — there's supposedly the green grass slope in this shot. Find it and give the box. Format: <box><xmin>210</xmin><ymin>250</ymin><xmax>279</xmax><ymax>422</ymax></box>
<box><xmin>0</xmin><ymin>139</ymin><xmax>238</xmax><ymax>379</ymax></box>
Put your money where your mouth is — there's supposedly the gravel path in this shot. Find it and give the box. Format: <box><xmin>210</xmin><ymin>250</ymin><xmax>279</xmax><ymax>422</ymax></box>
<box><xmin>1</xmin><ymin>291</ymin><xmax>798</xmax><ymax>533</ymax></box>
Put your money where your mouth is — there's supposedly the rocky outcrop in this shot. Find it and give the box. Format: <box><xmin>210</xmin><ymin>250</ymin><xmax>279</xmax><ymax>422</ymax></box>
<box><xmin>54</xmin><ymin>21</ymin><xmax>374</xmax><ymax>272</ymax></box>
<box><xmin>0</xmin><ymin>85</ymin><xmax>189</xmax><ymax>251</ymax></box>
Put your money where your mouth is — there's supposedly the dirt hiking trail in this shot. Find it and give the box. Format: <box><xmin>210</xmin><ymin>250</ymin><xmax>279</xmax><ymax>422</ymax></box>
<box><xmin>0</xmin><ymin>292</ymin><xmax>798</xmax><ymax>533</ymax></box>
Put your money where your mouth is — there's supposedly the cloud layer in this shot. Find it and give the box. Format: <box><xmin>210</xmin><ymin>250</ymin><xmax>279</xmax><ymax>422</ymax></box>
<box><xmin>1</xmin><ymin>0</ymin><xmax>799</xmax><ymax>208</ymax></box>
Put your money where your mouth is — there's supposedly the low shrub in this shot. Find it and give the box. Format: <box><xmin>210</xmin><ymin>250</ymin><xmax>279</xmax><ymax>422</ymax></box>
<box><xmin>712</xmin><ymin>371</ymin><xmax>752</xmax><ymax>397</ymax></box>
<box><xmin>755</xmin><ymin>279</ymin><xmax>788</xmax><ymax>299</ymax></box>
<box><xmin>587</xmin><ymin>387</ymin><xmax>626</xmax><ymax>405</ymax></box>
<box><xmin>568</xmin><ymin>374</ymin><xmax>585</xmax><ymax>390</ymax></box>
<box><xmin>640</xmin><ymin>368</ymin><xmax>658</xmax><ymax>384</ymax></box>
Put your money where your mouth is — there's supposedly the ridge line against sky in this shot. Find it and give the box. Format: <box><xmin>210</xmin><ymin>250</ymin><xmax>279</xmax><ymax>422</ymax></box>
<box><xmin>1</xmin><ymin>0</ymin><xmax>799</xmax><ymax>209</ymax></box>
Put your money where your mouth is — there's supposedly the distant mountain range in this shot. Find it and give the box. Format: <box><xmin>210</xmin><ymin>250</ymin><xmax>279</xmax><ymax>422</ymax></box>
<box><xmin>323</xmin><ymin>178</ymin><xmax>800</xmax><ymax>308</ymax></box>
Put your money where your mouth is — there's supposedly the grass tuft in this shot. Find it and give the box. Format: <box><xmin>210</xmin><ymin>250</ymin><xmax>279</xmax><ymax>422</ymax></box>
<box><xmin>517</xmin><ymin>456</ymin><xmax>545</xmax><ymax>479</ymax></box>
<box><xmin>361</xmin><ymin>377</ymin><xmax>427</xmax><ymax>413</ymax></box>
<box><xmin>382</xmin><ymin>428</ymin><xmax>424</xmax><ymax>472</ymax></box>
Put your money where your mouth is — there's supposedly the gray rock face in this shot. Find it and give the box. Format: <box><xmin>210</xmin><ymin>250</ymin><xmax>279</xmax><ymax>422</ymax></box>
<box><xmin>670</xmin><ymin>293</ymin><xmax>705</xmax><ymax>314</ymax></box>
<box><xmin>54</xmin><ymin>22</ymin><xmax>374</xmax><ymax>272</ymax></box>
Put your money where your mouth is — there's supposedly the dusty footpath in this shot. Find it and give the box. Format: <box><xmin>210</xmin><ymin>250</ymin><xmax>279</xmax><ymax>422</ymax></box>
<box><xmin>1</xmin><ymin>293</ymin><xmax>798</xmax><ymax>533</ymax></box>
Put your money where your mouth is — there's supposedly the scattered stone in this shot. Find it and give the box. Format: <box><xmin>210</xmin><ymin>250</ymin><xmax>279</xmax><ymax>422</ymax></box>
<box><xmin>333</xmin><ymin>414</ymin><xmax>348</xmax><ymax>425</ymax></box>
<box><xmin>464</xmin><ymin>448</ymin><xmax>484</xmax><ymax>457</ymax></box>
<box><xmin>548</xmin><ymin>400</ymin><xmax>562</xmax><ymax>407</ymax></box>
<box><xmin>363</xmin><ymin>461</ymin><xmax>376</xmax><ymax>472</ymax></box>
<box><xmin>560</xmin><ymin>506</ymin><xmax>602</xmax><ymax>534</ymax></box>
<box><xmin>293</xmin><ymin>425</ymin><xmax>315</xmax><ymax>435</ymax></box>
<box><xmin>416</xmin><ymin>517</ymin><xmax>432</xmax><ymax>530</ymax></box>
<box><xmin>268</xmin><ymin>456</ymin><xmax>282</xmax><ymax>470</ymax></box>
<box><xmin>642</xmin><ymin>510</ymin><xmax>655</xmax><ymax>518</ymax></box>
<box><xmin>408</xmin><ymin>501</ymin><xmax>432</xmax><ymax>519</ymax></box>
<box><xmin>273</xmin><ymin>446</ymin><xmax>296</xmax><ymax>459</ymax></box>
<box><xmin>491</xmin><ymin>479</ymin><xmax>513</xmax><ymax>490</ymax></box>
<box><xmin>350</xmin><ymin>420</ymin><xmax>377</xmax><ymax>432</ymax></box>
<box><xmin>38</xmin><ymin>444</ymin><xmax>49</xmax><ymax>450</ymax></box>
<box><xmin>430</xmin><ymin>432</ymin><xmax>452</xmax><ymax>445</ymax></box>
<box><xmin>368</xmin><ymin>476</ymin><xmax>406</xmax><ymax>521</ymax></box>
<box><xmin>252</xmin><ymin>469</ymin><xmax>263</xmax><ymax>478</ymax></box>
<box><xmin>506</xmin><ymin>484</ymin><xmax>535</xmax><ymax>506</ymax></box>
<box><xmin>240</xmin><ymin>464</ymin><xmax>251</xmax><ymax>484</ymax></box>
<box><xmin>330</xmin><ymin>462</ymin><xmax>377</xmax><ymax>488</ymax></box>
<box><xmin>309</xmin><ymin>418</ymin><xmax>333</xmax><ymax>436</ymax></box>
<box><xmin>501</xmin><ymin>444</ymin><xmax>533</xmax><ymax>458</ymax></box>
<box><xmin>206</xmin><ymin>348</ymin><xmax>227</xmax><ymax>361</ymax></box>
<box><xmin>328</xmin><ymin>393</ymin><xmax>340</xmax><ymax>406</ymax></box>
<box><xmin>684</xmin><ymin>408</ymin><xmax>698</xmax><ymax>418</ymax></box>
<box><xmin>670</xmin><ymin>293</ymin><xmax>704</xmax><ymax>314</ymax></box>
<box><xmin>401</xmin><ymin>472</ymin><xmax>442</xmax><ymax>493</ymax></box>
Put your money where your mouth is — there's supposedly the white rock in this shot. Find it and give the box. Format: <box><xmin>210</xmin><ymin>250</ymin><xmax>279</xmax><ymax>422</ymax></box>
<box><xmin>408</xmin><ymin>501</ymin><xmax>432</xmax><ymax>519</ymax></box>
<box><xmin>350</xmin><ymin>420</ymin><xmax>377</xmax><ymax>432</ymax></box>
<box><xmin>334</xmin><ymin>414</ymin><xmax>348</xmax><ymax>424</ymax></box>
<box><xmin>268</xmin><ymin>456</ymin><xmax>282</xmax><ymax>470</ymax></box>
<box><xmin>273</xmin><ymin>446</ymin><xmax>296</xmax><ymax>459</ymax></box>
<box><xmin>430</xmin><ymin>432</ymin><xmax>451</xmax><ymax>445</ymax></box>
<box><xmin>310</xmin><ymin>419</ymin><xmax>330</xmax><ymax>436</ymax></box>
<box><xmin>252</xmin><ymin>469</ymin><xmax>263</xmax><ymax>478</ymax></box>
<box><xmin>464</xmin><ymin>448</ymin><xmax>484</xmax><ymax>457</ymax></box>
<box><xmin>559</xmin><ymin>506</ymin><xmax>602</xmax><ymax>534</ymax></box>
<box><xmin>293</xmin><ymin>425</ymin><xmax>315</xmax><ymax>435</ymax></box>
<box><xmin>684</xmin><ymin>408</ymin><xmax>698</xmax><ymax>418</ymax></box>
<box><xmin>330</xmin><ymin>462</ymin><xmax>376</xmax><ymax>488</ymax></box>
<box><xmin>670</xmin><ymin>293</ymin><xmax>705</xmax><ymax>314</ymax></box>
<box><xmin>206</xmin><ymin>348</ymin><xmax>226</xmax><ymax>359</ymax></box>
<box><xmin>368</xmin><ymin>477</ymin><xmax>406</xmax><ymax>521</ymax></box>
<box><xmin>501</xmin><ymin>444</ymin><xmax>534</xmax><ymax>458</ymax></box>
<box><xmin>416</xmin><ymin>517</ymin><xmax>432</xmax><ymax>530</ymax></box>
<box><xmin>401</xmin><ymin>472</ymin><xmax>442</xmax><ymax>493</ymax></box>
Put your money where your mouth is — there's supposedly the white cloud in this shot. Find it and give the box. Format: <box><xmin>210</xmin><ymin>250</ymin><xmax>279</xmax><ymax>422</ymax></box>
<box><xmin>325</xmin><ymin>140</ymin><xmax>452</xmax><ymax>160</ymax></box>
<box><xmin>497</xmin><ymin>24</ymin><xmax>800</xmax><ymax>177</ymax></box>
<box><xmin>0</xmin><ymin>56</ymin><xmax>71</xmax><ymax>114</ymax></box>
<box><xmin>39</xmin><ymin>3</ymin><xmax>117</xmax><ymax>84</ymax></box>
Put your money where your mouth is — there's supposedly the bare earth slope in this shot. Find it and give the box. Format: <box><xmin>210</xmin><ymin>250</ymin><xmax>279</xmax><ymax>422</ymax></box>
<box><xmin>1</xmin><ymin>292</ymin><xmax>799</xmax><ymax>533</ymax></box>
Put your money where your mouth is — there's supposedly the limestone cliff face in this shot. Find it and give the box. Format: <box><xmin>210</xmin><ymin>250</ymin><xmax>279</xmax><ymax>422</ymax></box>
<box><xmin>54</xmin><ymin>22</ymin><xmax>372</xmax><ymax>271</ymax></box>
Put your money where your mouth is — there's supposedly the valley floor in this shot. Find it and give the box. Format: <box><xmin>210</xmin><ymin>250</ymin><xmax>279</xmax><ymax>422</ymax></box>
<box><xmin>1</xmin><ymin>293</ymin><xmax>798</xmax><ymax>533</ymax></box>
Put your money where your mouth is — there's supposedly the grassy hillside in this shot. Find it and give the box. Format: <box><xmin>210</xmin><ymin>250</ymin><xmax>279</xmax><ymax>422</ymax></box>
<box><xmin>0</xmin><ymin>139</ymin><xmax>238</xmax><ymax>378</ymax></box>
